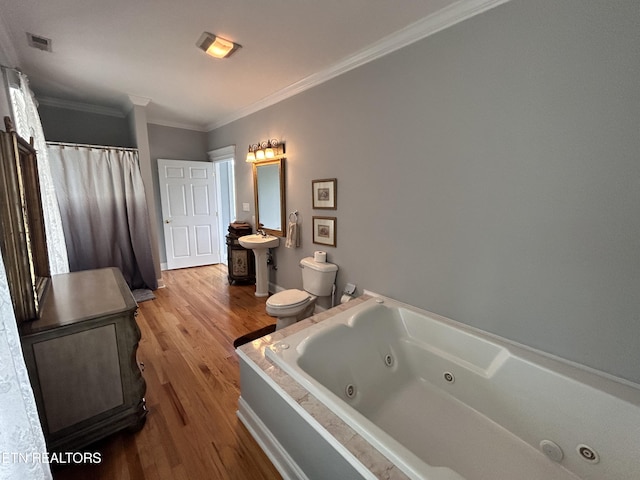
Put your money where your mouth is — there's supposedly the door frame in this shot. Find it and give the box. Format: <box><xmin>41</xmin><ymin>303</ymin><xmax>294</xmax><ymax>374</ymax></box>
<box><xmin>158</xmin><ymin>158</ymin><xmax>220</xmax><ymax>270</ymax></box>
<box><xmin>208</xmin><ymin>146</ymin><xmax>237</xmax><ymax>266</ymax></box>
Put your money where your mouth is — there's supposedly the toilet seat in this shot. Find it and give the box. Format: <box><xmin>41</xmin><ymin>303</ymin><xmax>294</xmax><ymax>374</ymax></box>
<box><xmin>266</xmin><ymin>257</ymin><xmax>338</xmax><ymax>330</ymax></box>
<box><xmin>267</xmin><ymin>289</ymin><xmax>311</xmax><ymax>310</ymax></box>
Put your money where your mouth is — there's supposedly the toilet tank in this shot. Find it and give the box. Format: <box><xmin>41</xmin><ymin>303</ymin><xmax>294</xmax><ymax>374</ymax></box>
<box><xmin>300</xmin><ymin>257</ymin><xmax>338</xmax><ymax>297</ymax></box>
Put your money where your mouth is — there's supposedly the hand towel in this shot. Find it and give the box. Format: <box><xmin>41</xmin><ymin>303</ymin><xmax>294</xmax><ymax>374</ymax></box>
<box><xmin>285</xmin><ymin>220</ymin><xmax>299</xmax><ymax>248</ymax></box>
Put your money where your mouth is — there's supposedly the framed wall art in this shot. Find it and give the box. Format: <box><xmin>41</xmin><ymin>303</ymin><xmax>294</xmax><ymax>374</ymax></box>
<box><xmin>312</xmin><ymin>216</ymin><xmax>336</xmax><ymax>247</ymax></box>
<box><xmin>311</xmin><ymin>178</ymin><xmax>337</xmax><ymax>210</ymax></box>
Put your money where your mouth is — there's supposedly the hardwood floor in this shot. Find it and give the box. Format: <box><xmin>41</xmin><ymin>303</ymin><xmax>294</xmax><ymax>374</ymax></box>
<box><xmin>54</xmin><ymin>265</ymin><xmax>282</xmax><ymax>480</ymax></box>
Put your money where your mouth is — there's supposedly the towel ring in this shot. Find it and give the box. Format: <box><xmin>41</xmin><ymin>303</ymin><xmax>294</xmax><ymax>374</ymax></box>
<box><xmin>289</xmin><ymin>211</ymin><xmax>299</xmax><ymax>223</ymax></box>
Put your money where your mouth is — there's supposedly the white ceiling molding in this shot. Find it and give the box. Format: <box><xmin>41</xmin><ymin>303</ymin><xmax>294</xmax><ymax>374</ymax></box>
<box><xmin>131</xmin><ymin>95</ymin><xmax>209</xmax><ymax>131</ymax></box>
<box><xmin>206</xmin><ymin>0</ymin><xmax>512</xmax><ymax>131</ymax></box>
<box><xmin>37</xmin><ymin>96</ymin><xmax>209</xmax><ymax>131</ymax></box>
<box><xmin>38</xmin><ymin>96</ymin><xmax>208</xmax><ymax>131</ymax></box>
<box><xmin>147</xmin><ymin>119</ymin><xmax>209</xmax><ymax>132</ymax></box>
<box><xmin>127</xmin><ymin>94</ymin><xmax>151</xmax><ymax>107</ymax></box>
<box><xmin>37</xmin><ymin>96</ymin><xmax>125</xmax><ymax>118</ymax></box>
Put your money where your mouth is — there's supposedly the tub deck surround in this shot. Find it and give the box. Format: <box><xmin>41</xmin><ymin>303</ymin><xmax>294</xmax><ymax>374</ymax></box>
<box><xmin>237</xmin><ymin>295</ymin><xmax>412</xmax><ymax>479</ymax></box>
<box><xmin>238</xmin><ymin>295</ymin><xmax>640</xmax><ymax>480</ymax></box>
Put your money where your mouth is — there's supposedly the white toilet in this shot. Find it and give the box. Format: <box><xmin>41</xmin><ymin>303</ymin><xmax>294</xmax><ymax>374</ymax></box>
<box><xmin>266</xmin><ymin>257</ymin><xmax>338</xmax><ymax>330</ymax></box>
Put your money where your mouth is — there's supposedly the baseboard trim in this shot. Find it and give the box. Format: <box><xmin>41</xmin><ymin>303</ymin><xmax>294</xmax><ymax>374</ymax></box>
<box><xmin>269</xmin><ymin>281</ymin><xmax>284</xmax><ymax>294</ymax></box>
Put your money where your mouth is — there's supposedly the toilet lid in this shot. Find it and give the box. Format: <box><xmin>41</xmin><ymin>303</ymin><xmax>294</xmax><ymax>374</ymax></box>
<box><xmin>267</xmin><ymin>289</ymin><xmax>311</xmax><ymax>308</ymax></box>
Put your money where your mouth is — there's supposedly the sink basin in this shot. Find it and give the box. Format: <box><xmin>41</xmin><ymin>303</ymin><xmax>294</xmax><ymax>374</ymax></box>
<box><xmin>238</xmin><ymin>234</ymin><xmax>279</xmax><ymax>297</ymax></box>
<box><xmin>238</xmin><ymin>234</ymin><xmax>280</xmax><ymax>250</ymax></box>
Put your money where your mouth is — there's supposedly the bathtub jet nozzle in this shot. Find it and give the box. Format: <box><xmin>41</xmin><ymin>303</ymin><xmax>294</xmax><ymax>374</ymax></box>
<box><xmin>345</xmin><ymin>384</ymin><xmax>356</xmax><ymax>399</ymax></box>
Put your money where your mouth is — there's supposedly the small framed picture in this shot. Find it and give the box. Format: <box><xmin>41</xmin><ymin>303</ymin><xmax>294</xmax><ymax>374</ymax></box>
<box><xmin>312</xmin><ymin>216</ymin><xmax>336</xmax><ymax>247</ymax></box>
<box><xmin>311</xmin><ymin>178</ymin><xmax>337</xmax><ymax>210</ymax></box>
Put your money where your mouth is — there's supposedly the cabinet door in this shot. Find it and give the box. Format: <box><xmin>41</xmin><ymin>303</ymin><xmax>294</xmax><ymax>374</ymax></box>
<box><xmin>33</xmin><ymin>324</ymin><xmax>124</xmax><ymax>433</ymax></box>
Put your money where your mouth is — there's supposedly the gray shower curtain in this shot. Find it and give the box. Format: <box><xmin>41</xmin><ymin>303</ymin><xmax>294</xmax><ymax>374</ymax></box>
<box><xmin>47</xmin><ymin>144</ymin><xmax>158</xmax><ymax>290</ymax></box>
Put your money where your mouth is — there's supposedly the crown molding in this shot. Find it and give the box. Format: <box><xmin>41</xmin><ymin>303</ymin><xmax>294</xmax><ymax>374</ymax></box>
<box><xmin>147</xmin><ymin>118</ymin><xmax>209</xmax><ymax>132</ymax></box>
<box><xmin>37</xmin><ymin>96</ymin><xmax>125</xmax><ymax>117</ymax></box>
<box><xmin>39</xmin><ymin>96</ymin><xmax>208</xmax><ymax>131</ymax></box>
<box><xmin>128</xmin><ymin>93</ymin><xmax>208</xmax><ymax>131</ymax></box>
<box><xmin>128</xmin><ymin>94</ymin><xmax>151</xmax><ymax>107</ymax></box>
<box><xmin>207</xmin><ymin>0</ymin><xmax>511</xmax><ymax>131</ymax></box>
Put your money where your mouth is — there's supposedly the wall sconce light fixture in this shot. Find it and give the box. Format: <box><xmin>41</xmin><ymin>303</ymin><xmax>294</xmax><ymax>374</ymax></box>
<box><xmin>246</xmin><ymin>139</ymin><xmax>285</xmax><ymax>162</ymax></box>
<box><xmin>196</xmin><ymin>32</ymin><xmax>241</xmax><ymax>59</ymax></box>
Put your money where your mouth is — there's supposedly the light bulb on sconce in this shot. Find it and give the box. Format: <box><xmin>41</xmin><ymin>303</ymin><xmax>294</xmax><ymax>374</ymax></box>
<box><xmin>265</xmin><ymin>140</ymin><xmax>276</xmax><ymax>158</ymax></box>
<box><xmin>246</xmin><ymin>144</ymin><xmax>257</xmax><ymax>163</ymax></box>
<box><xmin>245</xmin><ymin>139</ymin><xmax>284</xmax><ymax>162</ymax></box>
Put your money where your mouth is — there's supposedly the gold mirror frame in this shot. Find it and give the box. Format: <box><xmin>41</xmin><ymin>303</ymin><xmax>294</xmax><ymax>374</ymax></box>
<box><xmin>0</xmin><ymin>117</ymin><xmax>50</xmax><ymax>323</ymax></box>
<box><xmin>252</xmin><ymin>158</ymin><xmax>286</xmax><ymax>237</ymax></box>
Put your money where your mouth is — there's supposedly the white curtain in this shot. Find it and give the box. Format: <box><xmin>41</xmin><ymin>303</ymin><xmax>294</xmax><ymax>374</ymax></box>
<box><xmin>7</xmin><ymin>70</ymin><xmax>69</xmax><ymax>275</ymax></box>
<box><xmin>0</xmin><ymin>258</ymin><xmax>51</xmax><ymax>480</ymax></box>
<box><xmin>0</xmin><ymin>68</ymin><xmax>55</xmax><ymax>480</ymax></box>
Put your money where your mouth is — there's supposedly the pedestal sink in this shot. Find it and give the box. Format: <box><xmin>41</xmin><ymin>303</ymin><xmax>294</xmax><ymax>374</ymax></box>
<box><xmin>238</xmin><ymin>234</ymin><xmax>280</xmax><ymax>297</ymax></box>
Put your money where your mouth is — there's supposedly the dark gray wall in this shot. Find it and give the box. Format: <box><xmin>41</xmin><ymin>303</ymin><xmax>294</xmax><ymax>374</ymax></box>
<box><xmin>39</xmin><ymin>105</ymin><xmax>134</xmax><ymax>147</ymax></box>
<box><xmin>209</xmin><ymin>0</ymin><xmax>640</xmax><ymax>383</ymax></box>
<box><xmin>148</xmin><ymin>123</ymin><xmax>209</xmax><ymax>263</ymax></box>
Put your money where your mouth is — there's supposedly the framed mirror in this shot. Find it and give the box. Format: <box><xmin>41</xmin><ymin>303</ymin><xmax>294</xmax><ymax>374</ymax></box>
<box><xmin>252</xmin><ymin>158</ymin><xmax>285</xmax><ymax>237</ymax></box>
<box><xmin>0</xmin><ymin>117</ymin><xmax>51</xmax><ymax>323</ymax></box>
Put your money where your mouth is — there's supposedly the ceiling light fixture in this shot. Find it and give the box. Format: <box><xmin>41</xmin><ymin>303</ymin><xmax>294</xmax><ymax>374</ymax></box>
<box><xmin>196</xmin><ymin>32</ymin><xmax>241</xmax><ymax>59</ymax></box>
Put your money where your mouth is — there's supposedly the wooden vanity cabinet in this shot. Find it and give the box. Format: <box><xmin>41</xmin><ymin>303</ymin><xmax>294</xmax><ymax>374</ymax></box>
<box><xmin>20</xmin><ymin>267</ymin><xmax>147</xmax><ymax>451</ymax></box>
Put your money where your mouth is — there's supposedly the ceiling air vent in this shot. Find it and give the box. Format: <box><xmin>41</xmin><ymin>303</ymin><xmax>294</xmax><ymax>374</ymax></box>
<box><xmin>26</xmin><ymin>33</ymin><xmax>52</xmax><ymax>52</ymax></box>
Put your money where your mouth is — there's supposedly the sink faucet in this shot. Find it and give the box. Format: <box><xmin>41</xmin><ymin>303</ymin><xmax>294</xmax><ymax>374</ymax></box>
<box><xmin>257</xmin><ymin>224</ymin><xmax>267</xmax><ymax>237</ymax></box>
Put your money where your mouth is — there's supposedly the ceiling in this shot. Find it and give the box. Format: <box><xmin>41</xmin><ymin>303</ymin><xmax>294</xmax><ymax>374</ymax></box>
<box><xmin>1</xmin><ymin>0</ymin><xmax>481</xmax><ymax>131</ymax></box>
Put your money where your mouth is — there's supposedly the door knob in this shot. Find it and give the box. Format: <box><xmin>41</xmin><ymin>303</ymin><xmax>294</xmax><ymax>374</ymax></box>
<box><xmin>164</xmin><ymin>219</ymin><xmax>171</xmax><ymax>224</ymax></box>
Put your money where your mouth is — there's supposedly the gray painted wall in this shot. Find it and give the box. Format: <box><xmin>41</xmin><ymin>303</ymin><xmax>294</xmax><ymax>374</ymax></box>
<box><xmin>148</xmin><ymin>123</ymin><xmax>209</xmax><ymax>263</ymax></box>
<box><xmin>209</xmin><ymin>0</ymin><xmax>640</xmax><ymax>383</ymax></box>
<box><xmin>39</xmin><ymin>105</ymin><xmax>134</xmax><ymax>147</ymax></box>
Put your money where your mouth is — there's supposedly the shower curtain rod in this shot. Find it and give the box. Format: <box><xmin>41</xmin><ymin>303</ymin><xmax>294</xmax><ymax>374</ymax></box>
<box><xmin>46</xmin><ymin>141</ymin><xmax>139</xmax><ymax>153</ymax></box>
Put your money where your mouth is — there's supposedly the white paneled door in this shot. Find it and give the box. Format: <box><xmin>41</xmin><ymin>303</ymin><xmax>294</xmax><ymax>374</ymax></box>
<box><xmin>158</xmin><ymin>159</ymin><xmax>220</xmax><ymax>269</ymax></box>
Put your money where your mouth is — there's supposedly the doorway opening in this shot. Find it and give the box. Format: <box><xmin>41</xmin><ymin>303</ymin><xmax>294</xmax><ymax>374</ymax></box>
<box><xmin>209</xmin><ymin>146</ymin><xmax>237</xmax><ymax>266</ymax></box>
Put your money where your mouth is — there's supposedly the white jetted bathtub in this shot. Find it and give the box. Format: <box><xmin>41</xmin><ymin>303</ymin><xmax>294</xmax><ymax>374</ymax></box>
<box><xmin>237</xmin><ymin>296</ymin><xmax>640</xmax><ymax>480</ymax></box>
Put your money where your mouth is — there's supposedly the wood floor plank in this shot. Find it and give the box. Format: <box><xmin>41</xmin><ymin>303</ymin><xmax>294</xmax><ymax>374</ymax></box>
<box><xmin>53</xmin><ymin>265</ymin><xmax>281</xmax><ymax>480</ymax></box>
